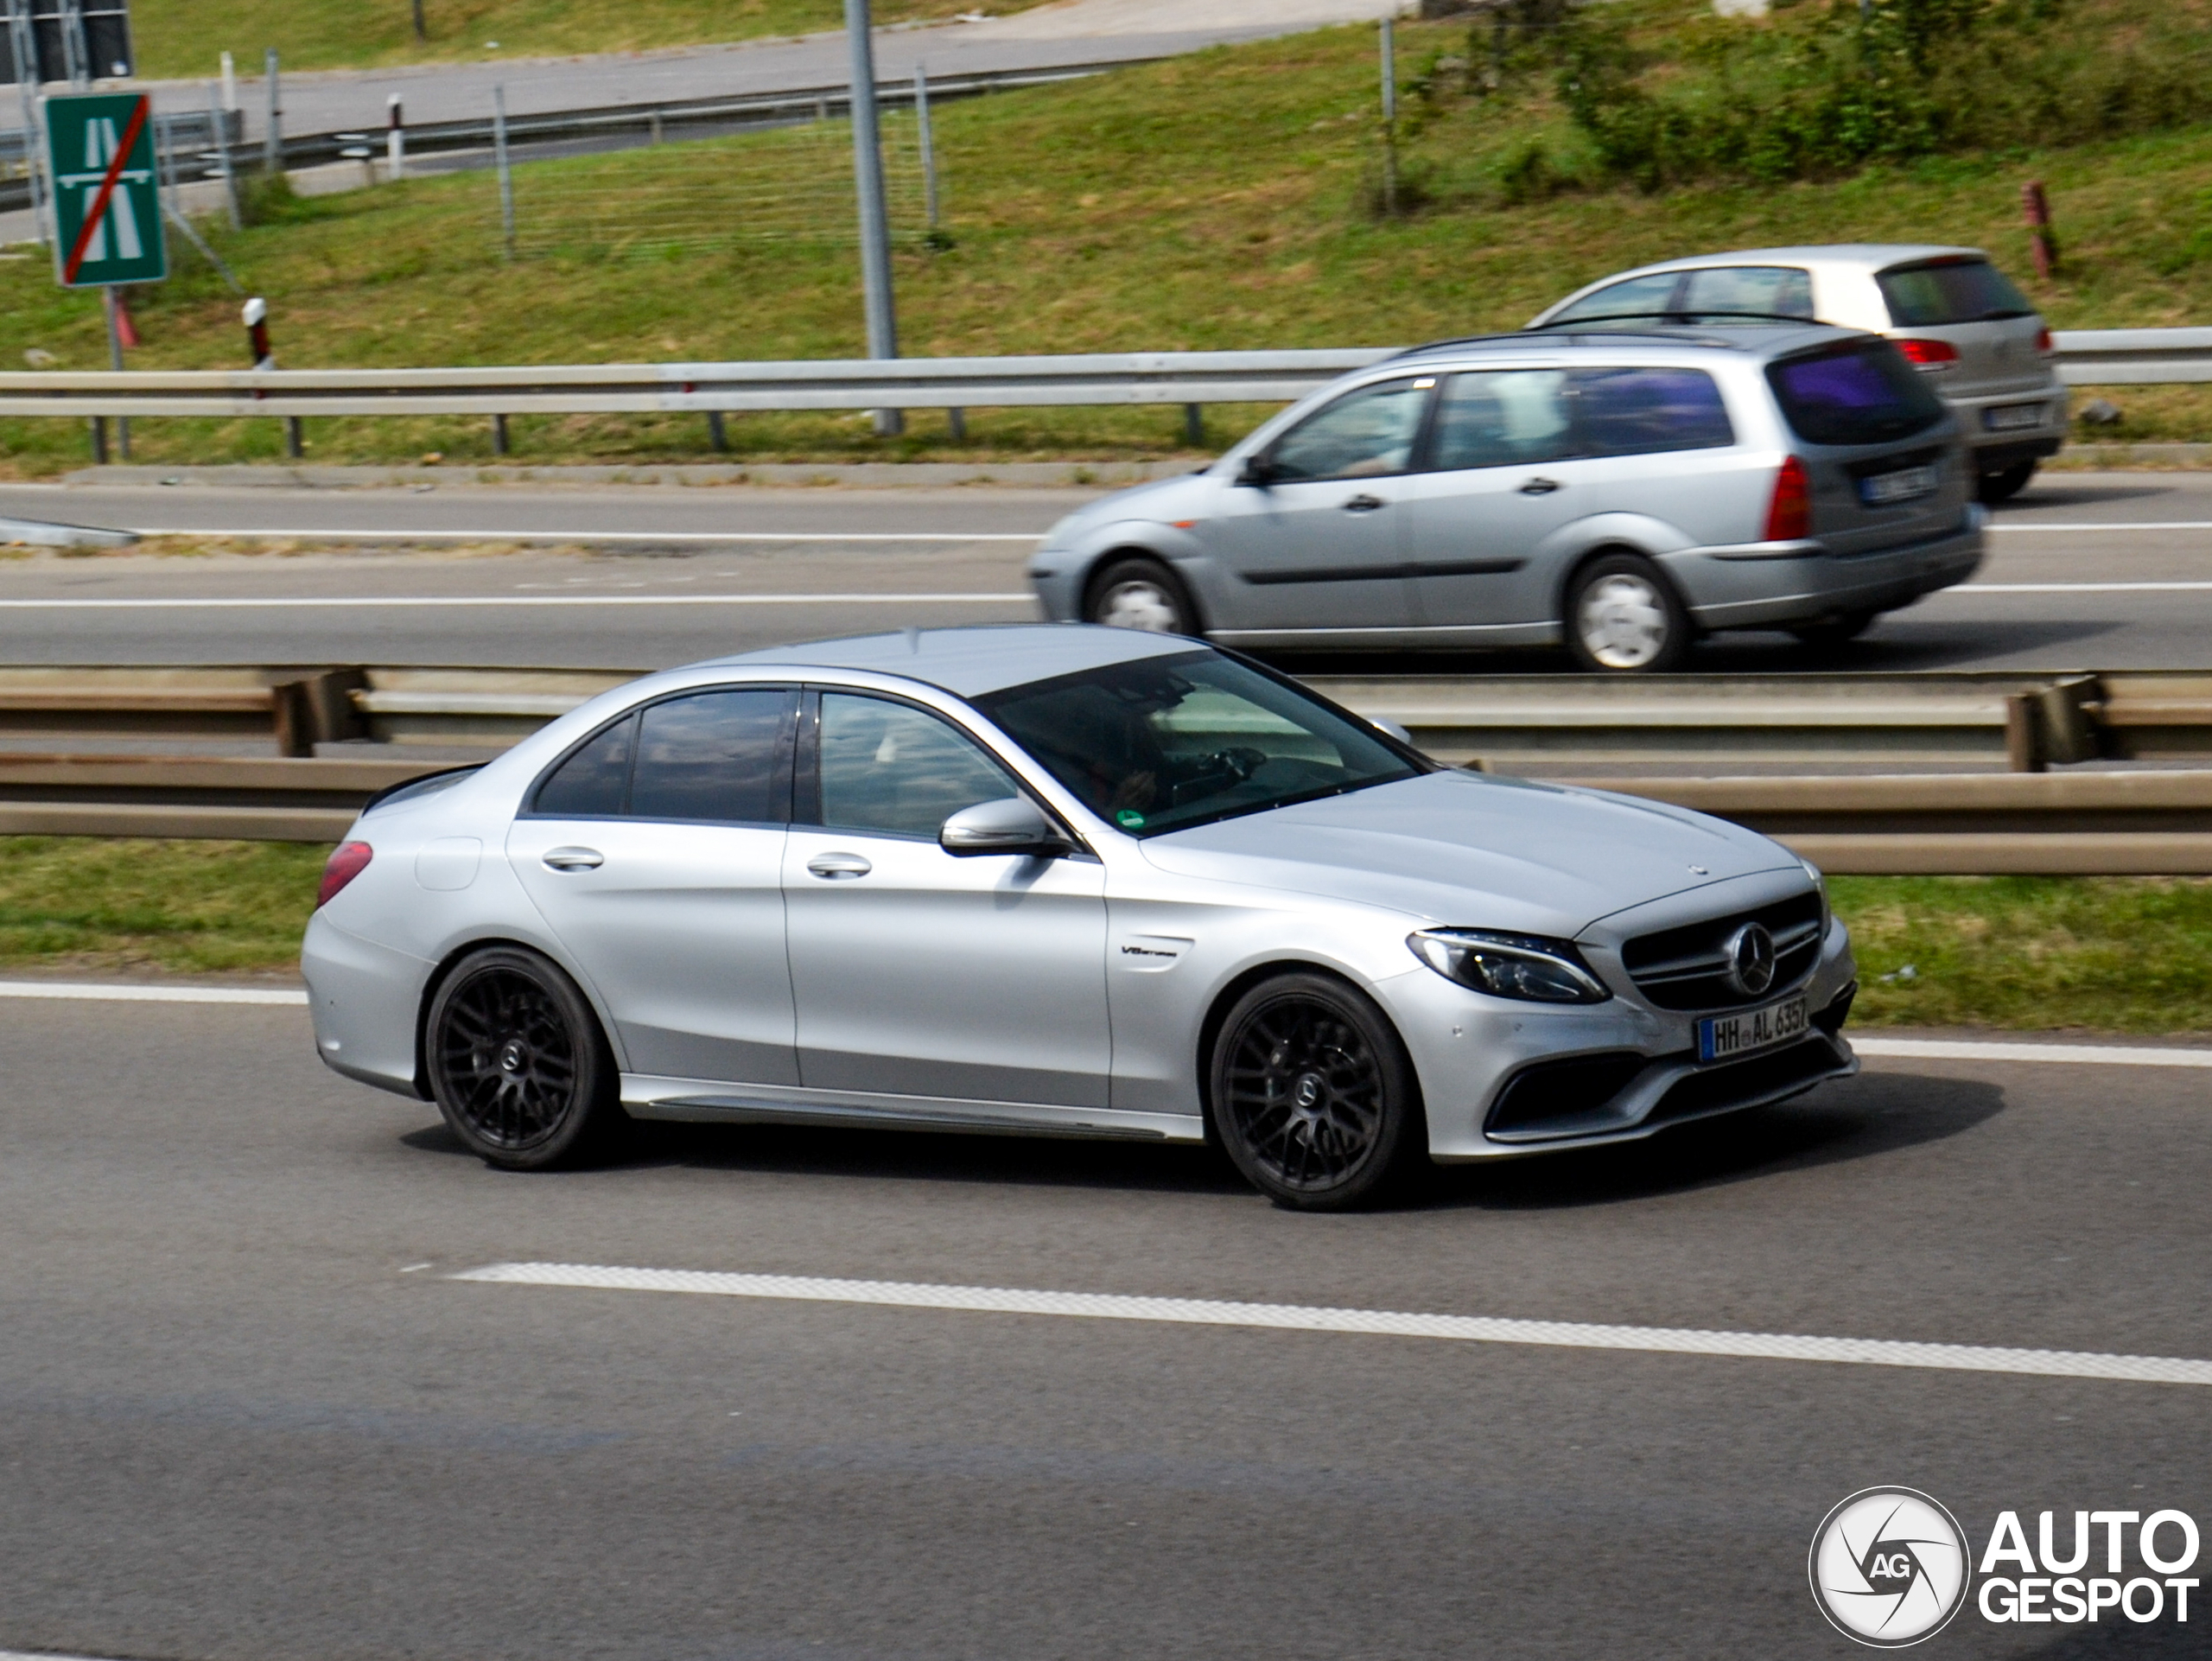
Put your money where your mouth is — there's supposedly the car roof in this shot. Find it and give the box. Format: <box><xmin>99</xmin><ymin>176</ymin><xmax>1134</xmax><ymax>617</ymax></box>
<box><xmin>699</xmin><ymin>624</ymin><xmax>1204</xmax><ymax>697</ymax></box>
<box><xmin>1572</xmin><ymin>244</ymin><xmax>1990</xmax><ymax>277</ymax></box>
<box><xmin>1395</xmin><ymin>321</ymin><xmax>1865</xmax><ymax>366</ymax></box>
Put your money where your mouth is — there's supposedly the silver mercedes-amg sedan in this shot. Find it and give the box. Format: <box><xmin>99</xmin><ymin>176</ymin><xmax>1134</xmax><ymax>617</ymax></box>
<box><xmin>303</xmin><ymin>627</ymin><xmax>1859</xmax><ymax>1210</ymax></box>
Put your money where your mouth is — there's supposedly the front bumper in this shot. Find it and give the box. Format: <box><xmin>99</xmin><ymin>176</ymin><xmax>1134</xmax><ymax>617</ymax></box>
<box><xmin>1667</xmin><ymin>514</ymin><xmax>1984</xmax><ymax>632</ymax></box>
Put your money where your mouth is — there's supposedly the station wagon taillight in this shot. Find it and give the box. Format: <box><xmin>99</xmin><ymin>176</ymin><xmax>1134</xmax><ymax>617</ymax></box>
<box><xmin>317</xmin><ymin>841</ymin><xmax>373</xmax><ymax>907</ymax></box>
<box><xmin>2036</xmin><ymin>326</ymin><xmax>2055</xmax><ymax>354</ymax></box>
<box><xmin>1893</xmin><ymin>338</ymin><xmax>1960</xmax><ymax>371</ymax></box>
<box><xmin>1764</xmin><ymin>455</ymin><xmax>1812</xmax><ymax>543</ymax></box>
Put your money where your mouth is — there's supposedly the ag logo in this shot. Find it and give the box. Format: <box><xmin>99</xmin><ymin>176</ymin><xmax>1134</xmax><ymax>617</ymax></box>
<box><xmin>1809</xmin><ymin>1487</ymin><xmax>1971</xmax><ymax>1647</ymax></box>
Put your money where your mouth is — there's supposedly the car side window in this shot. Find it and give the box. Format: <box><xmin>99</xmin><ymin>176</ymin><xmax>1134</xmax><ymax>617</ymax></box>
<box><xmin>1549</xmin><ymin>271</ymin><xmax>1683</xmax><ymax>325</ymax></box>
<box><xmin>534</xmin><ymin>712</ymin><xmax>636</xmax><ymax>816</ymax></box>
<box><xmin>1679</xmin><ymin>265</ymin><xmax>1815</xmax><ymax>323</ymax></box>
<box><xmin>629</xmin><ymin>689</ymin><xmax>791</xmax><ymax>823</ymax></box>
<box><xmin>1427</xmin><ymin>370</ymin><xmax>1573</xmax><ymax>472</ymax></box>
<box><xmin>815</xmin><ymin>694</ymin><xmax>1023</xmax><ymax>839</ymax></box>
<box><xmin>1267</xmin><ymin>379</ymin><xmax>1433</xmax><ymax>482</ymax></box>
<box><xmin>1571</xmin><ymin>366</ymin><xmax>1736</xmax><ymax>457</ymax></box>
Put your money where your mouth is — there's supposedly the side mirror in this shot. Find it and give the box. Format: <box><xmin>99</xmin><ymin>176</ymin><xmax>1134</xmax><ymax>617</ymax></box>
<box><xmin>1235</xmin><ymin>453</ymin><xmax>1276</xmax><ymax>488</ymax></box>
<box><xmin>940</xmin><ymin>797</ymin><xmax>1071</xmax><ymax>859</ymax></box>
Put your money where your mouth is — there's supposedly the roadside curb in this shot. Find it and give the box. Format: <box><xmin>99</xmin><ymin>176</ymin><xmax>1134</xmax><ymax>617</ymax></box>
<box><xmin>2050</xmin><ymin>442</ymin><xmax>2212</xmax><ymax>470</ymax></box>
<box><xmin>59</xmin><ymin>461</ymin><xmax>1203</xmax><ymax>491</ymax></box>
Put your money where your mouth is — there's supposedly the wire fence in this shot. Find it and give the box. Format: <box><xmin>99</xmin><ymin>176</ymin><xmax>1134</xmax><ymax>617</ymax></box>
<box><xmin>502</xmin><ymin>107</ymin><xmax>936</xmax><ymax>262</ymax></box>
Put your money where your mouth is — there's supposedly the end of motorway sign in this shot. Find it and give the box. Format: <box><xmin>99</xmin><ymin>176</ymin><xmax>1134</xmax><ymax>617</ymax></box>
<box><xmin>44</xmin><ymin>89</ymin><xmax>167</xmax><ymax>287</ymax></box>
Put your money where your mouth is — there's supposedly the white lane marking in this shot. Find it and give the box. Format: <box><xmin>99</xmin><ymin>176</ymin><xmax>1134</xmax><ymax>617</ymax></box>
<box><xmin>0</xmin><ymin>1651</ymin><xmax>143</xmax><ymax>1661</ymax></box>
<box><xmin>453</xmin><ymin>1263</ymin><xmax>2212</xmax><ymax>1385</ymax></box>
<box><xmin>0</xmin><ymin>979</ymin><xmax>307</xmax><ymax>1005</ymax></box>
<box><xmin>1991</xmin><ymin>521</ymin><xmax>2212</xmax><ymax>532</ymax></box>
<box><xmin>0</xmin><ymin>592</ymin><xmax>1033</xmax><ymax>609</ymax></box>
<box><xmin>122</xmin><ymin>527</ymin><xmax>1043</xmax><ymax>544</ymax></box>
<box><xmin>1855</xmin><ymin>1036</ymin><xmax>2212</xmax><ymax>1067</ymax></box>
<box><xmin>1950</xmin><ymin>581</ymin><xmax>2212</xmax><ymax>594</ymax></box>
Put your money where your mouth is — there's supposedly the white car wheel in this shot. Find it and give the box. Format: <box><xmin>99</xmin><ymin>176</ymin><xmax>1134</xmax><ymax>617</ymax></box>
<box><xmin>1569</xmin><ymin>563</ymin><xmax>1686</xmax><ymax>672</ymax></box>
<box><xmin>1086</xmin><ymin>558</ymin><xmax>1195</xmax><ymax>633</ymax></box>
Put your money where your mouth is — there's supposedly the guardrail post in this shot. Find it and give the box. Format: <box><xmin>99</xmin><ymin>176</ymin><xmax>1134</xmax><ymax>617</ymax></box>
<box><xmin>284</xmin><ymin>417</ymin><xmax>304</xmax><ymax>458</ymax></box>
<box><xmin>88</xmin><ymin>417</ymin><xmax>108</xmax><ymax>465</ymax></box>
<box><xmin>493</xmin><ymin>414</ymin><xmax>511</xmax><ymax>456</ymax></box>
<box><xmin>2005</xmin><ymin>692</ymin><xmax>2046</xmax><ymax>773</ymax></box>
<box><xmin>271</xmin><ymin>679</ymin><xmax>316</xmax><ymax>757</ymax></box>
<box><xmin>1184</xmin><ymin>404</ymin><xmax>1205</xmax><ymax>447</ymax></box>
<box><xmin>707</xmin><ymin>411</ymin><xmax>729</xmax><ymax>452</ymax></box>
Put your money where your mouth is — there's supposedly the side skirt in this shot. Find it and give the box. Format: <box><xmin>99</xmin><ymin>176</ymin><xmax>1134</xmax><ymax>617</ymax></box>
<box><xmin>620</xmin><ymin>1073</ymin><xmax>1205</xmax><ymax>1144</ymax></box>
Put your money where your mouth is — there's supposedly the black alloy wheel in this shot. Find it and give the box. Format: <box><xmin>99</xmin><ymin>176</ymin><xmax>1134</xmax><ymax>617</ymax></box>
<box><xmin>426</xmin><ymin>945</ymin><xmax>620</xmax><ymax>1170</ymax></box>
<box><xmin>1210</xmin><ymin>972</ymin><xmax>1420</xmax><ymax>1211</ymax></box>
<box><xmin>1084</xmin><ymin>555</ymin><xmax>1199</xmax><ymax>635</ymax></box>
<box><xmin>1977</xmin><ymin>460</ymin><xmax>2037</xmax><ymax>504</ymax></box>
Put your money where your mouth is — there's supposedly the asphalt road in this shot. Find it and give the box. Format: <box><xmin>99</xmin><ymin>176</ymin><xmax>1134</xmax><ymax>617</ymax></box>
<box><xmin>0</xmin><ymin>470</ymin><xmax>2207</xmax><ymax>671</ymax></box>
<box><xmin>1</xmin><ymin>997</ymin><xmax>2206</xmax><ymax>1659</ymax></box>
<box><xmin>136</xmin><ymin>0</ymin><xmax>1402</xmax><ymax>136</ymax></box>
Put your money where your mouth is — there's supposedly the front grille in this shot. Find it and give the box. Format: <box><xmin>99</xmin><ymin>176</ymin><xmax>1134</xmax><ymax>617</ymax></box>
<box><xmin>1621</xmin><ymin>892</ymin><xmax>1824</xmax><ymax>1012</ymax></box>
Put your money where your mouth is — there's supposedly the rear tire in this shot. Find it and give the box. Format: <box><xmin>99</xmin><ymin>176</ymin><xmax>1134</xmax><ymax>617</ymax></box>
<box><xmin>1209</xmin><ymin>972</ymin><xmax>1421</xmax><ymax>1212</ymax></box>
<box><xmin>426</xmin><ymin>945</ymin><xmax>623</xmax><ymax>1171</ymax></box>
<box><xmin>1084</xmin><ymin>555</ymin><xmax>1199</xmax><ymax>635</ymax></box>
<box><xmin>1977</xmin><ymin>460</ymin><xmax>2037</xmax><ymax>504</ymax></box>
<box><xmin>1788</xmin><ymin>609</ymin><xmax>1878</xmax><ymax>647</ymax></box>
<box><xmin>1565</xmin><ymin>552</ymin><xmax>1691</xmax><ymax>673</ymax></box>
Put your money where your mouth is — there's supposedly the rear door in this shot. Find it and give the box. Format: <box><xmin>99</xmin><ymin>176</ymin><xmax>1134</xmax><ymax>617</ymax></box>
<box><xmin>508</xmin><ymin>686</ymin><xmax>800</xmax><ymax>1087</ymax></box>
<box><xmin>1194</xmin><ymin>377</ymin><xmax>1432</xmax><ymax>632</ymax></box>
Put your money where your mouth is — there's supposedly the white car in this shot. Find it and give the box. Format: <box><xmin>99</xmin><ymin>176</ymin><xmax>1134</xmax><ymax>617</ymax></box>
<box><xmin>1531</xmin><ymin>244</ymin><xmax>2066</xmax><ymax>501</ymax></box>
<box><xmin>303</xmin><ymin>627</ymin><xmax>1859</xmax><ymax>1210</ymax></box>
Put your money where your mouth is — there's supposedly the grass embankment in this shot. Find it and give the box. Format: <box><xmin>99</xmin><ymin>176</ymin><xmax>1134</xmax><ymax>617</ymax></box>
<box><xmin>130</xmin><ymin>0</ymin><xmax>1045</xmax><ymax>80</ymax></box>
<box><xmin>3</xmin><ymin>837</ymin><xmax>2205</xmax><ymax>1033</ymax></box>
<box><xmin>8</xmin><ymin>1</ymin><xmax>2212</xmax><ymax>472</ymax></box>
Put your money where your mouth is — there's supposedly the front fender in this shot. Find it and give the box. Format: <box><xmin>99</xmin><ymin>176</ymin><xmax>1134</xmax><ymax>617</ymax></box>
<box><xmin>1029</xmin><ymin>519</ymin><xmax>1217</xmax><ymax>623</ymax></box>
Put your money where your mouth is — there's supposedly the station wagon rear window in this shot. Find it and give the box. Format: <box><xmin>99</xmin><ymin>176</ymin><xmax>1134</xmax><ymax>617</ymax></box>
<box><xmin>1878</xmin><ymin>258</ymin><xmax>2034</xmax><ymax>326</ymax></box>
<box><xmin>1765</xmin><ymin>340</ymin><xmax>1946</xmax><ymax>448</ymax></box>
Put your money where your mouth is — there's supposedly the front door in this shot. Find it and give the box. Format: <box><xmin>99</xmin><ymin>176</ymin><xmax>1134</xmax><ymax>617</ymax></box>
<box><xmin>782</xmin><ymin>690</ymin><xmax>1111</xmax><ymax>1108</ymax></box>
<box><xmin>508</xmin><ymin>685</ymin><xmax>800</xmax><ymax>1086</ymax></box>
<box><xmin>1198</xmin><ymin>376</ymin><xmax>1433</xmax><ymax>633</ymax></box>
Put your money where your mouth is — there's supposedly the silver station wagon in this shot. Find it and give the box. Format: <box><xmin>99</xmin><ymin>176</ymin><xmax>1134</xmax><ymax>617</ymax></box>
<box><xmin>1531</xmin><ymin>245</ymin><xmax>2065</xmax><ymax>502</ymax></box>
<box><xmin>1030</xmin><ymin>324</ymin><xmax>1985</xmax><ymax>670</ymax></box>
<box><xmin>302</xmin><ymin>627</ymin><xmax>1859</xmax><ymax>1211</ymax></box>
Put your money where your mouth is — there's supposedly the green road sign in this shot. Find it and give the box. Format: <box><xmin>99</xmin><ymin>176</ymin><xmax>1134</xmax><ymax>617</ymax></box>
<box><xmin>44</xmin><ymin>90</ymin><xmax>168</xmax><ymax>289</ymax></box>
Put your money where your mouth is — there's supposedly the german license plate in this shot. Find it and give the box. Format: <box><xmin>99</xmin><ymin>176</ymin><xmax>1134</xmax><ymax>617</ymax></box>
<box><xmin>1984</xmin><ymin>401</ymin><xmax>2049</xmax><ymax>432</ymax></box>
<box><xmin>1698</xmin><ymin>995</ymin><xmax>1808</xmax><ymax>1062</ymax></box>
<box><xmin>1859</xmin><ymin>464</ymin><xmax>1938</xmax><ymax>506</ymax></box>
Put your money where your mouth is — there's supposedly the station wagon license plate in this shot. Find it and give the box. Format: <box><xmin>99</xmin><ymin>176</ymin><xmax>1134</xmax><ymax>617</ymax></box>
<box><xmin>1698</xmin><ymin>995</ymin><xmax>1808</xmax><ymax>1063</ymax></box>
<box><xmin>1859</xmin><ymin>464</ymin><xmax>1939</xmax><ymax>506</ymax></box>
<box><xmin>1984</xmin><ymin>401</ymin><xmax>2050</xmax><ymax>431</ymax></box>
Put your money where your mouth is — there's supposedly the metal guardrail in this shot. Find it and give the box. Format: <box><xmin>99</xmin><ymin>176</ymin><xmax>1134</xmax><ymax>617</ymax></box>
<box><xmin>0</xmin><ymin>329</ymin><xmax>2199</xmax><ymax>424</ymax></box>
<box><xmin>3</xmin><ymin>665</ymin><xmax>2212</xmax><ymax>870</ymax></box>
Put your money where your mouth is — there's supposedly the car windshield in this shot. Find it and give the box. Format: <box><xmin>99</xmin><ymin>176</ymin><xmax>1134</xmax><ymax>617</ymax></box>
<box><xmin>1765</xmin><ymin>338</ymin><xmax>1948</xmax><ymax>448</ymax></box>
<box><xmin>973</xmin><ymin>651</ymin><xmax>1422</xmax><ymax>837</ymax></box>
<box><xmin>1878</xmin><ymin>258</ymin><xmax>2035</xmax><ymax>326</ymax></box>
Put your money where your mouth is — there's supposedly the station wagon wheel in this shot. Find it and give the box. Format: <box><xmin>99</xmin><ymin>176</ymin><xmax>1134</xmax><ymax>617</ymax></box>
<box><xmin>1789</xmin><ymin>608</ymin><xmax>1878</xmax><ymax>647</ymax></box>
<box><xmin>1085</xmin><ymin>555</ymin><xmax>1199</xmax><ymax>635</ymax></box>
<box><xmin>426</xmin><ymin>945</ymin><xmax>621</xmax><ymax>1171</ymax></box>
<box><xmin>1566</xmin><ymin>552</ymin><xmax>1690</xmax><ymax>673</ymax></box>
<box><xmin>1210</xmin><ymin>972</ymin><xmax>1420</xmax><ymax>1211</ymax></box>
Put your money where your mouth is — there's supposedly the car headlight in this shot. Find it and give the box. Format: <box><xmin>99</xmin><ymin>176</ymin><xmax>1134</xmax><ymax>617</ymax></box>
<box><xmin>1407</xmin><ymin>929</ymin><xmax>1611</xmax><ymax>1004</ymax></box>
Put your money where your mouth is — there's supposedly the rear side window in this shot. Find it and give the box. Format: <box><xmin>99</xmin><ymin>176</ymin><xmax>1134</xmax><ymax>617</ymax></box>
<box><xmin>629</xmin><ymin>689</ymin><xmax>791</xmax><ymax>823</ymax></box>
<box><xmin>1429</xmin><ymin>370</ymin><xmax>1573</xmax><ymax>470</ymax></box>
<box><xmin>1548</xmin><ymin>271</ymin><xmax>1682</xmax><ymax>325</ymax></box>
<box><xmin>1766</xmin><ymin>340</ymin><xmax>1948</xmax><ymax>448</ymax></box>
<box><xmin>1679</xmin><ymin>265</ymin><xmax>1815</xmax><ymax>323</ymax></box>
<box><xmin>1878</xmin><ymin>258</ymin><xmax>2033</xmax><ymax>326</ymax></box>
<box><xmin>531</xmin><ymin>688</ymin><xmax>792</xmax><ymax>821</ymax></box>
<box><xmin>1572</xmin><ymin>366</ymin><xmax>1735</xmax><ymax>456</ymax></box>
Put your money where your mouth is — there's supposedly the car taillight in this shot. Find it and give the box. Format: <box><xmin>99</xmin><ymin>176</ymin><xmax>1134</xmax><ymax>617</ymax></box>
<box><xmin>2036</xmin><ymin>326</ymin><xmax>2055</xmax><ymax>354</ymax></box>
<box><xmin>318</xmin><ymin>841</ymin><xmax>373</xmax><ymax>907</ymax></box>
<box><xmin>1893</xmin><ymin>338</ymin><xmax>1960</xmax><ymax>371</ymax></box>
<box><xmin>1764</xmin><ymin>455</ymin><xmax>1811</xmax><ymax>543</ymax></box>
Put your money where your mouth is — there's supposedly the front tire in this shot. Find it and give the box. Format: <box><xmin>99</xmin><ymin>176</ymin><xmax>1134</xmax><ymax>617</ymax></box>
<box><xmin>1209</xmin><ymin>972</ymin><xmax>1421</xmax><ymax>1211</ymax></box>
<box><xmin>1978</xmin><ymin>460</ymin><xmax>2037</xmax><ymax>504</ymax></box>
<box><xmin>1565</xmin><ymin>552</ymin><xmax>1691</xmax><ymax>673</ymax></box>
<box><xmin>1084</xmin><ymin>555</ymin><xmax>1198</xmax><ymax>635</ymax></box>
<box><xmin>426</xmin><ymin>945</ymin><xmax>622</xmax><ymax>1170</ymax></box>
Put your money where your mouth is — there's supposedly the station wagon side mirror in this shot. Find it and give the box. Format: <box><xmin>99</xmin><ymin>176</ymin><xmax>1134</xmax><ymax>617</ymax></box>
<box><xmin>939</xmin><ymin>797</ymin><xmax>1071</xmax><ymax>859</ymax></box>
<box><xmin>1235</xmin><ymin>452</ymin><xmax>1277</xmax><ymax>488</ymax></box>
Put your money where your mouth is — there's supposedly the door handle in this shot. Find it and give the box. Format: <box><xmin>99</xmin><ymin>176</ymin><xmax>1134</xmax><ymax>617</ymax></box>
<box><xmin>1518</xmin><ymin>477</ymin><xmax>1562</xmax><ymax>495</ymax></box>
<box><xmin>1341</xmin><ymin>493</ymin><xmax>1387</xmax><ymax>512</ymax></box>
<box><xmin>541</xmin><ymin>846</ymin><xmax>603</xmax><ymax>871</ymax></box>
<box><xmin>805</xmin><ymin>852</ymin><xmax>873</xmax><ymax>881</ymax></box>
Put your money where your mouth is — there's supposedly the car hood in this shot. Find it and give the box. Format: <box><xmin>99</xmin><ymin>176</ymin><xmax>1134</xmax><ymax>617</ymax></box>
<box><xmin>1137</xmin><ymin>771</ymin><xmax>1800</xmax><ymax>937</ymax></box>
<box><xmin>1044</xmin><ymin>473</ymin><xmax>1215</xmax><ymax>544</ymax></box>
